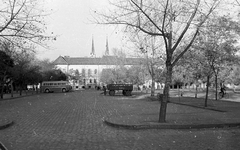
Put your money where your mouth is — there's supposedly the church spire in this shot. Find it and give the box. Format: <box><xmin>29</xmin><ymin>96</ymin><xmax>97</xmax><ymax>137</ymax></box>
<box><xmin>90</xmin><ymin>35</ymin><xmax>96</xmax><ymax>57</ymax></box>
<box><xmin>105</xmin><ymin>36</ymin><xmax>109</xmax><ymax>56</ymax></box>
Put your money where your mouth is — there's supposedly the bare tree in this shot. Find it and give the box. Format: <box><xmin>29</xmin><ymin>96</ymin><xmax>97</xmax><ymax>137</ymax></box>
<box><xmin>0</xmin><ymin>0</ymin><xmax>54</xmax><ymax>50</ymax></box>
<box><xmin>235</xmin><ymin>0</ymin><xmax>240</xmax><ymax>5</ymax></box>
<box><xmin>94</xmin><ymin>0</ymin><xmax>220</xmax><ymax>122</ymax></box>
<box><xmin>132</xmin><ymin>33</ymin><xmax>164</xmax><ymax>96</ymax></box>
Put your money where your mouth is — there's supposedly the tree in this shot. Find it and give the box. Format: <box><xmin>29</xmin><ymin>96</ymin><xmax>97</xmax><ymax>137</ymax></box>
<box><xmin>0</xmin><ymin>50</ymin><xmax>14</xmax><ymax>98</ymax></box>
<box><xmin>172</xmin><ymin>65</ymin><xmax>187</xmax><ymax>88</ymax></box>
<box><xmin>155</xmin><ymin>67</ymin><xmax>165</xmax><ymax>86</ymax></box>
<box><xmin>228</xmin><ymin>64</ymin><xmax>240</xmax><ymax>86</ymax></box>
<box><xmin>11</xmin><ymin>51</ymin><xmax>35</xmax><ymax>95</ymax></box>
<box><xmin>25</xmin><ymin>65</ymin><xmax>42</xmax><ymax>92</ymax></box>
<box><xmin>181</xmin><ymin>46</ymin><xmax>213</xmax><ymax>106</ymax></box>
<box><xmin>127</xmin><ymin>65</ymin><xmax>146</xmax><ymax>85</ymax></box>
<box><xmin>67</xmin><ymin>69</ymin><xmax>82</xmax><ymax>85</ymax></box>
<box><xmin>37</xmin><ymin>59</ymin><xmax>56</xmax><ymax>73</ymax></box>
<box><xmin>179</xmin><ymin>15</ymin><xmax>240</xmax><ymax>106</ymax></box>
<box><xmin>95</xmin><ymin>0</ymin><xmax>220</xmax><ymax>122</ymax></box>
<box><xmin>42</xmin><ymin>69</ymin><xmax>67</xmax><ymax>82</ymax></box>
<box><xmin>101</xmin><ymin>48</ymin><xmax>131</xmax><ymax>84</ymax></box>
<box><xmin>100</xmin><ymin>68</ymin><xmax>115</xmax><ymax>84</ymax></box>
<box><xmin>132</xmin><ymin>33</ymin><xmax>164</xmax><ymax>96</ymax></box>
<box><xmin>0</xmin><ymin>0</ymin><xmax>54</xmax><ymax>50</ymax></box>
<box><xmin>193</xmin><ymin>16</ymin><xmax>239</xmax><ymax>102</ymax></box>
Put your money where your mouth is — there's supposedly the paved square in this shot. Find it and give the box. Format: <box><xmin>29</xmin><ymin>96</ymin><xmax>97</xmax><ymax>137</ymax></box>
<box><xmin>0</xmin><ymin>90</ymin><xmax>240</xmax><ymax>150</ymax></box>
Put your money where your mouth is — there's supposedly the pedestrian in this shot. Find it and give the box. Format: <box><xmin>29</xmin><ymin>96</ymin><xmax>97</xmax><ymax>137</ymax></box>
<box><xmin>220</xmin><ymin>84</ymin><xmax>226</xmax><ymax>97</ymax></box>
<box><xmin>103</xmin><ymin>85</ymin><xmax>107</xmax><ymax>95</ymax></box>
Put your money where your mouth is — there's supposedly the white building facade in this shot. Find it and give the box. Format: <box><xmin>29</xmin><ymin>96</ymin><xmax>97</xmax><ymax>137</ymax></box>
<box><xmin>53</xmin><ymin>55</ymin><xmax>143</xmax><ymax>89</ymax></box>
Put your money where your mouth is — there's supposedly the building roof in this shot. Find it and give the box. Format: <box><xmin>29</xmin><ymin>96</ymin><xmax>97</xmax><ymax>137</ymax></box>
<box><xmin>53</xmin><ymin>55</ymin><xmax>144</xmax><ymax>66</ymax></box>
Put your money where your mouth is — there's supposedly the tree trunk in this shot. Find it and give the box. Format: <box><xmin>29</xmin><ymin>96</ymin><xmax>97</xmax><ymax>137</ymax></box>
<box><xmin>10</xmin><ymin>80</ymin><xmax>13</xmax><ymax>98</ymax></box>
<box><xmin>178</xmin><ymin>85</ymin><xmax>181</xmax><ymax>102</ymax></box>
<box><xmin>0</xmin><ymin>74</ymin><xmax>7</xmax><ymax>99</ymax></box>
<box><xmin>159</xmin><ymin>64</ymin><xmax>172</xmax><ymax>123</ymax></box>
<box><xmin>195</xmin><ymin>83</ymin><xmax>198</xmax><ymax>98</ymax></box>
<box><xmin>215</xmin><ymin>74</ymin><xmax>218</xmax><ymax>100</ymax></box>
<box><xmin>151</xmin><ymin>77</ymin><xmax>155</xmax><ymax>96</ymax></box>
<box><xmin>36</xmin><ymin>85</ymin><xmax>39</xmax><ymax>94</ymax></box>
<box><xmin>0</xmin><ymin>84</ymin><xmax>4</xmax><ymax>99</ymax></box>
<box><xmin>32</xmin><ymin>85</ymin><xmax>34</xmax><ymax>94</ymax></box>
<box><xmin>205</xmin><ymin>75</ymin><xmax>210</xmax><ymax>107</ymax></box>
<box><xmin>20</xmin><ymin>86</ymin><xmax>22</xmax><ymax>96</ymax></box>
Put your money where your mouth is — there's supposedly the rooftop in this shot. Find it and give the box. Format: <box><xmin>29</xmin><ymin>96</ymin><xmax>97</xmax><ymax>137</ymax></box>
<box><xmin>53</xmin><ymin>55</ymin><xmax>144</xmax><ymax>65</ymax></box>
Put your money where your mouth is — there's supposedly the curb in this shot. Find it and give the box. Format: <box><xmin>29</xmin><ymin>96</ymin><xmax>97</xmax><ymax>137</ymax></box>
<box><xmin>0</xmin><ymin>121</ymin><xmax>14</xmax><ymax>130</ymax></box>
<box><xmin>104</xmin><ymin>120</ymin><xmax>240</xmax><ymax>130</ymax></box>
<box><xmin>0</xmin><ymin>141</ymin><xmax>8</xmax><ymax>150</ymax></box>
<box><xmin>1</xmin><ymin>94</ymin><xmax>41</xmax><ymax>101</ymax></box>
<box><xmin>169</xmin><ymin>102</ymin><xmax>226</xmax><ymax>112</ymax></box>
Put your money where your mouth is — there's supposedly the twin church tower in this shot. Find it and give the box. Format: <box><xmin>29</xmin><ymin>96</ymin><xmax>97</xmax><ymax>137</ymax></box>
<box><xmin>90</xmin><ymin>36</ymin><xmax>109</xmax><ymax>58</ymax></box>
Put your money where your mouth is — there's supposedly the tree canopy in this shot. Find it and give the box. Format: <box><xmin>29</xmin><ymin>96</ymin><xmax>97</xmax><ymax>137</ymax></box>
<box><xmin>0</xmin><ymin>0</ymin><xmax>55</xmax><ymax>54</ymax></box>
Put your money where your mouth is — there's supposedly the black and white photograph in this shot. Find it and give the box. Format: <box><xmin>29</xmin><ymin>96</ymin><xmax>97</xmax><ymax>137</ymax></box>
<box><xmin>1</xmin><ymin>0</ymin><xmax>240</xmax><ymax>149</ymax></box>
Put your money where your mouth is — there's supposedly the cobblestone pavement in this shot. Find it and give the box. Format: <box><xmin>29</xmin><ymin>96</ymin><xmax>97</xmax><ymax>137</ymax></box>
<box><xmin>0</xmin><ymin>90</ymin><xmax>240</xmax><ymax>150</ymax></box>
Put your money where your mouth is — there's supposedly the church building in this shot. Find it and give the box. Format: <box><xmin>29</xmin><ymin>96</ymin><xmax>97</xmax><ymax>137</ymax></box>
<box><xmin>53</xmin><ymin>37</ymin><xmax>143</xmax><ymax>89</ymax></box>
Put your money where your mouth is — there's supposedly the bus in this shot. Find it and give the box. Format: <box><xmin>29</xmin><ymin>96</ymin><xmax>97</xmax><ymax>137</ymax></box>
<box><xmin>41</xmin><ymin>81</ymin><xmax>72</xmax><ymax>93</ymax></box>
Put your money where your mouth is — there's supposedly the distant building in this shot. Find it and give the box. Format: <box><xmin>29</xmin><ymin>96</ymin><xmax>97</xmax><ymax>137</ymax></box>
<box><xmin>53</xmin><ymin>37</ymin><xmax>143</xmax><ymax>89</ymax></box>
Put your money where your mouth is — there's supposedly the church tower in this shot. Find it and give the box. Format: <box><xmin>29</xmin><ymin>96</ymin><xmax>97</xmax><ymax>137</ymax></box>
<box><xmin>90</xmin><ymin>36</ymin><xmax>96</xmax><ymax>57</ymax></box>
<box><xmin>105</xmin><ymin>36</ymin><xmax>109</xmax><ymax>56</ymax></box>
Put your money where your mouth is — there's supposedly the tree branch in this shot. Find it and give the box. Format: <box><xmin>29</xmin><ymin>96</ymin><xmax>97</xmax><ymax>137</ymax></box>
<box><xmin>172</xmin><ymin>0</ymin><xmax>220</xmax><ymax>67</ymax></box>
<box><xmin>130</xmin><ymin>0</ymin><xmax>164</xmax><ymax>34</ymax></box>
<box><xmin>171</xmin><ymin>0</ymin><xmax>200</xmax><ymax>52</ymax></box>
<box><xmin>172</xmin><ymin>29</ymin><xmax>199</xmax><ymax>67</ymax></box>
<box><xmin>0</xmin><ymin>0</ymin><xmax>26</xmax><ymax>33</ymax></box>
<box><xmin>99</xmin><ymin>21</ymin><xmax>163</xmax><ymax>36</ymax></box>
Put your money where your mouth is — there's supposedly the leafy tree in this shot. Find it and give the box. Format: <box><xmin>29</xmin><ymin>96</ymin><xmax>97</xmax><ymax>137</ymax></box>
<box><xmin>194</xmin><ymin>16</ymin><xmax>239</xmax><ymax>102</ymax></box>
<box><xmin>100</xmin><ymin>65</ymin><xmax>145</xmax><ymax>85</ymax></box>
<box><xmin>155</xmin><ymin>67</ymin><xmax>165</xmax><ymax>85</ymax></box>
<box><xmin>72</xmin><ymin>69</ymin><xmax>81</xmax><ymax>81</ymax></box>
<box><xmin>37</xmin><ymin>59</ymin><xmax>56</xmax><ymax>73</ymax></box>
<box><xmin>172</xmin><ymin>66</ymin><xmax>187</xmax><ymax>88</ymax></box>
<box><xmin>221</xmin><ymin>59</ymin><xmax>240</xmax><ymax>87</ymax></box>
<box><xmin>0</xmin><ymin>50</ymin><xmax>14</xmax><ymax>98</ymax></box>
<box><xmin>101</xmin><ymin>48</ymin><xmax>132</xmax><ymax>84</ymax></box>
<box><xmin>25</xmin><ymin>65</ymin><xmax>42</xmax><ymax>92</ymax></box>
<box><xmin>179</xmin><ymin>48</ymin><xmax>210</xmax><ymax>98</ymax></box>
<box><xmin>42</xmin><ymin>69</ymin><xmax>67</xmax><ymax>81</ymax></box>
<box><xmin>11</xmin><ymin>51</ymin><xmax>34</xmax><ymax>95</ymax></box>
<box><xmin>132</xmin><ymin>34</ymin><xmax>164</xmax><ymax>96</ymax></box>
<box><xmin>127</xmin><ymin>65</ymin><xmax>146</xmax><ymax>85</ymax></box>
<box><xmin>67</xmin><ymin>69</ymin><xmax>82</xmax><ymax>85</ymax></box>
<box><xmin>100</xmin><ymin>68</ymin><xmax>115</xmax><ymax>84</ymax></box>
<box><xmin>179</xmin><ymin>15</ymin><xmax>239</xmax><ymax>106</ymax></box>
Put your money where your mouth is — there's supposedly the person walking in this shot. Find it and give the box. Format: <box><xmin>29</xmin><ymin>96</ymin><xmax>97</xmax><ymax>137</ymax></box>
<box><xmin>103</xmin><ymin>85</ymin><xmax>107</xmax><ymax>96</ymax></box>
<box><xmin>220</xmin><ymin>84</ymin><xmax>226</xmax><ymax>98</ymax></box>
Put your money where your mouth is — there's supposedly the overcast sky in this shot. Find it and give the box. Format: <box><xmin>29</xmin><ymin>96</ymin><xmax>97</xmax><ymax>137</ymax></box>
<box><xmin>36</xmin><ymin>0</ymin><xmax>124</xmax><ymax>61</ymax></box>
<box><xmin>36</xmin><ymin>0</ymin><xmax>239</xmax><ymax>61</ymax></box>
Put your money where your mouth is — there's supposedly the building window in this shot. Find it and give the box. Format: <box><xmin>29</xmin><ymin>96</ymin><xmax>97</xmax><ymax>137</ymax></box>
<box><xmin>94</xmin><ymin>79</ymin><xmax>97</xmax><ymax>83</ymax></box>
<box><xmin>83</xmin><ymin>79</ymin><xmax>86</xmax><ymax>84</ymax></box>
<box><xmin>94</xmin><ymin>69</ymin><xmax>97</xmax><ymax>74</ymax></box>
<box><xmin>88</xmin><ymin>69</ymin><xmax>92</xmax><ymax>77</ymax></box>
<box><xmin>90</xmin><ymin>79</ymin><xmax>92</xmax><ymax>83</ymax></box>
<box><xmin>82</xmin><ymin>69</ymin><xmax>86</xmax><ymax>77</ymax></box>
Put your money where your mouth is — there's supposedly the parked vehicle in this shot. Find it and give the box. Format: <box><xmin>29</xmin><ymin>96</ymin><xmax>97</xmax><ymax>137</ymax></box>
<box><xmin>41</xmin><ymin>81</ymin><xmax>71</xmax><ymax>93</ymax></box>
<box><xmin>107</xmin><ymin>84</ymin><xmax>133</xmax><ymax>96</ymax></box>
